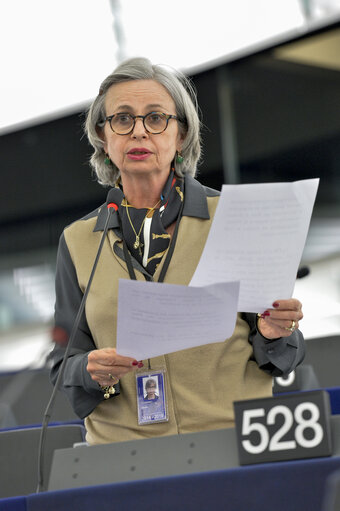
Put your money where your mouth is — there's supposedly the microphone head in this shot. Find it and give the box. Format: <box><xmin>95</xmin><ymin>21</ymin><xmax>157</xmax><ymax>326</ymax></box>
<box><xmin>106</xmin><ymin>188</ymin><xmax>119</xmax><ymax>211</ymax></box>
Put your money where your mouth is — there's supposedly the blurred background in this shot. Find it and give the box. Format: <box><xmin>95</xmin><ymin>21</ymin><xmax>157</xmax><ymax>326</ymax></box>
<box><xmin>1</xmin><ymin>0</ymin><xmax>340</xmax><ymax>377</ymax></box>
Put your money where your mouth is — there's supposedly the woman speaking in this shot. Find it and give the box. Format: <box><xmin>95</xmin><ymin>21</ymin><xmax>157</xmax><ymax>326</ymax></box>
<box><xmin>50</xmin><ymin>57</ymin><xmax>304</xmax><ymax>445</ymax></box>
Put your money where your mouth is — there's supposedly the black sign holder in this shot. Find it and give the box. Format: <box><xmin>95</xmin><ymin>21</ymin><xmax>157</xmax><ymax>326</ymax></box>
<box><xmin>234</xmin><ymin>390</ymin><xmax>332</xmax><ymax>465</ymax></box>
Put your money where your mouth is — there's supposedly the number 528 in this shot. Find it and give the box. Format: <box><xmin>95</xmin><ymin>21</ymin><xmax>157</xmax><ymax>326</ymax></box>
<box><xmin>241</xmin><ymin>402</ymin><xmax>323</xmax><ymax>454</ymax></box>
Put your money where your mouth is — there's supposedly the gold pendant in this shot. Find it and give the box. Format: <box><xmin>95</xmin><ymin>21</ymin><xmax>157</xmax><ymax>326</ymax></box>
<box><xmin>134</xmin><ymin>236</ymin><xmax>140</xmax><ymax>249</ymax></box>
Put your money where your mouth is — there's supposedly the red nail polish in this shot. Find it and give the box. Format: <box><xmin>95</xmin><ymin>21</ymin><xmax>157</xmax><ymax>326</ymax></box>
<box><xmin>132</xmin><ymin>361</ymin><xmax>138</xmax><ymax>366</ymax></box>
<box><xmin>137</xmin><ymin>362</ymin><xmax>144</xmax><ymax>368</ymax></box>
<box><xmin>273</xmin><ymin>302</ymin><xmax>280</xmax><ymax>308</ymax></box>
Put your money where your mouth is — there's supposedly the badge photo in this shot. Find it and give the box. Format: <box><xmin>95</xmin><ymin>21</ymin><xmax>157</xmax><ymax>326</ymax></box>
<box><xmin>136</xmin><ymin>370</ymin><xmax>168</xmax><ymax>425</ymax></box>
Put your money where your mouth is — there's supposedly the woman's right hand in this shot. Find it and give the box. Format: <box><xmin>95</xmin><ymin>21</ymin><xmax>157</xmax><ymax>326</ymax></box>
<box><xmin>87</xmin><ymin>348</ymin><xmax>143</xmax><ymax>387</ymax></box>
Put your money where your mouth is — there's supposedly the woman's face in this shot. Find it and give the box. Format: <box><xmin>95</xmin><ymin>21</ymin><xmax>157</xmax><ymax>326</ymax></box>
<box><xmin>146</xmin><ymin>382</ymin><xmax>157</xmax><ymax>399</ymax></box>
<box><xmin>102</xmin><ymin>79</ymin><xmax>183</xmax><ymax>183</ymax></box>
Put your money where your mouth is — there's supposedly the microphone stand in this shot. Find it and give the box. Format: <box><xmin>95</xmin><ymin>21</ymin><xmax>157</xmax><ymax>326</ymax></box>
<box><xmin>36</xmin><ymin>202</ymin><xmax>117</xmax><ymax>493</ymax></box>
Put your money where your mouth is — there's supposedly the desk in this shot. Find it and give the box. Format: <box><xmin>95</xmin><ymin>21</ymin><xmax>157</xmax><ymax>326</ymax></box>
<box><xmin>1</xmin><ymin>388</ymin><xmax>340</xmax><ymax>510</ymax></box>
<box><xmin>0</xmin><ymin>456</ymin><xmax>340</xmax><ymax>511</ymax></box>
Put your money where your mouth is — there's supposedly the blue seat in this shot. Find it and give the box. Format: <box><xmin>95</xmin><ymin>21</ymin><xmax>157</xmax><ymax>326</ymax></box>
<box><xmin>0</xmin><ymin>423</ymin><xmax>86</xmax><ymax>498</ymax></box>
<box><xmin>0</xmin><ymin>368</ymin><xmax>79</xmax><ymax>427</ymax></box>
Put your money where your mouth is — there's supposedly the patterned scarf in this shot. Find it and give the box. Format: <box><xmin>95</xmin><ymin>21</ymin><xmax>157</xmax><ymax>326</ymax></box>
<box><xmin>110</xmin><ymin>170</ymin><xmax>184</xmax><ymax>275</ymax></box>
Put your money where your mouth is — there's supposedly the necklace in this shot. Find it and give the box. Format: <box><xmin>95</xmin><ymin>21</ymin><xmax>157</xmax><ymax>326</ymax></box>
<box><xmin>122</xmin><ymin>197</ymin><xmax>162</xmax><ymax>255</ymax></box>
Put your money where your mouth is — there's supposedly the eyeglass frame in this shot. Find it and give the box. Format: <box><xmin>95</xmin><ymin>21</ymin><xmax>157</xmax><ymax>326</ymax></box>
<box><xmin>102</xmin><ymin>111</ymin><xmax>179</xmax><ymax>135</ymax></box>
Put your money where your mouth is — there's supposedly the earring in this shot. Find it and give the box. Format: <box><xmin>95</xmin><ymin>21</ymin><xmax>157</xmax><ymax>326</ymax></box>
<box><xmin>176</xmin><ymin>152</ymin><xmax>184</xmax><ymax>164</ymax></box>
<box><xmin>104</xmin><ymin>153</ymin><xmax>111</xmax><ymax>166</ymax></box>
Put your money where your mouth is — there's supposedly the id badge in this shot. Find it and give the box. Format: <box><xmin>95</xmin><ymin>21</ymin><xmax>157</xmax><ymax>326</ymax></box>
<box><xmin>136</xmin><ymin>369</ymin><xmax>168</xmax><ymax>425</ymax></box>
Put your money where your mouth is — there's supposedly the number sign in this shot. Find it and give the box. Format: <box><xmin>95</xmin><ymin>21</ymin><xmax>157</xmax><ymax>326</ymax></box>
<box><xmin>273</xmin><ymin>370</ymin><xmax>301</xmax><ymax>393</ymax></box>
<box><xmin>233</xmin><ymin>390</ymin><xmax>332</xmax><ymax>465</ymax></box>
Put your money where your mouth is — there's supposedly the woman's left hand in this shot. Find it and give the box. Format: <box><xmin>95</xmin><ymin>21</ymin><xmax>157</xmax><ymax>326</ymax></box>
<box><xmin>257</xmin><ymin>298</ymin><xmax>303</xmax><ymax>339</ymax></box>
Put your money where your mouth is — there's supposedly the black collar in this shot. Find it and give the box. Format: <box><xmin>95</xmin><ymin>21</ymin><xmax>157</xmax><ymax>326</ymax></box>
<box><xmin>93</xmin><ymin>174</ymin><xmax>212</xmax><ymax>233</ymax></box>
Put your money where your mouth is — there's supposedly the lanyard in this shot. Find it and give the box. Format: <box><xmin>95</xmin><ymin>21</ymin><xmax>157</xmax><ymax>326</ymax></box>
<box><xmin>122</xmin><ymin>198</ymin><xmax>184</xmax><ymax>284</ymax></box>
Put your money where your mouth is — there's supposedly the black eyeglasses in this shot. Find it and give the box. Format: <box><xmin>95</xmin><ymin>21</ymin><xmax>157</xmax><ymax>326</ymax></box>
<box><xmin>102</xmin><ymin>111</ymin><xmax>178</xmax><ymax>135</ymax></box>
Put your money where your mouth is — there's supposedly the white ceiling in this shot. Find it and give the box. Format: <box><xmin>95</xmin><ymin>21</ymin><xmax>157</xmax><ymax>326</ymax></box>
<box><xmin>0</xmin><ymin>0</ymin><xmax>309</xmax><ymax>134</ymax></box>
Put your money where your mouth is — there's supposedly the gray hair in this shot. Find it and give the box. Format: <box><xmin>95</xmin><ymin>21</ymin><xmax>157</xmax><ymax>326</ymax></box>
<box><xmin>84</xmin><ymin>57</ymin><xmax>202</xmax><ymax>186</ymax></box>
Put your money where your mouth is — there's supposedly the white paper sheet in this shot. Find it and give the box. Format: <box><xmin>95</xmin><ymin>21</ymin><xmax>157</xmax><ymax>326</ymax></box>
<box><xmin>190</xmin><ymin>178</ymin><xmax>319</xmax><ymax>312</ymax></box>
<box><xmin>116</xmin><ymin>279</ymin><xmax>240</xmax><ymax>359</ymax></box>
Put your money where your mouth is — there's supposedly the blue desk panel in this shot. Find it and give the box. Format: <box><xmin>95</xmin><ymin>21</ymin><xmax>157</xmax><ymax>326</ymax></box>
<box><xmin>0</xmin><ymin>496</ymin><xmax>26</xmax><ymax>511</ymax></box>
<box><xmin>327</xmin><ymin>387</ymin><xmax>340</xmax><ymax>415</ymax></box>
<box><xmin>0</xmin><ymin>456</ymin><xmax>338</xmax><ymax>511</ymax></box>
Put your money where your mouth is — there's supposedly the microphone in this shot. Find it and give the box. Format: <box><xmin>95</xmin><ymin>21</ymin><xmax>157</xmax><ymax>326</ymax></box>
<box><xmin>37</xmin><ymin>190</ymin><xmax>118</xmax><ymax>492</ymax></box>
<box><xmin>296</xmin><ymin>266</ymin><xmax>310</xmax><ymax>279</ymax></box>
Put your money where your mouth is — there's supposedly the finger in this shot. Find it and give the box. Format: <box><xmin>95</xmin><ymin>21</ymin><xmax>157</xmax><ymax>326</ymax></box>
<box><xmin>89</xmin><ymin>365</ymin><xmax>126</xmax><ymax>379</ymax></box>
<box><xmin>88</xmin><ymin>348</ymin><xmax>139</xmax><ymax>368</ymax></box>
<box><xmin>263</xmin><ymin>317</ymin><xmax>299</xmax><ymax>332</ymax></box>
<box><xmin>87</xmin><ymin>361</ymin><xmax>143</xmax><ymax>387</ymax></box>
<box><xmin>262</xmin><ymin>309</ymin><xmax>303</xmax><ymax>322</ymax></box>
<box><xmin>87</xmin><ymin>361</ymin><xmax>141</xmax><ymax>381</ymax></box>
<box><xmin>272</xmin><ymin>299</ymin><xmax>302</xmax><ymax>311</ymax></box>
